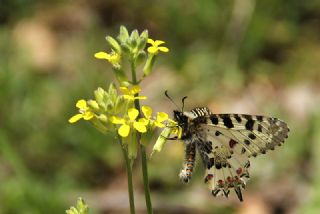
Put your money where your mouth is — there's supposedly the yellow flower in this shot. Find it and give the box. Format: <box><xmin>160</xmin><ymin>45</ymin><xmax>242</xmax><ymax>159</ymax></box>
<box><xmin>120</xmin><ymin>85</ymin><xmax>147</xmax><ymax>100</ymax></box>
<box><xmin>69</xmin><ymin>99</ymin><xmax>95</xmax><ymax>123</ymax></box>
<box><xmin>147</xmin><ymin>39</ymin><xmax>169</xmax><ymax>55</ymax></box>
<box><xmin>94</xmin><ymin>50</ymin><xmax>121</xmax><ymax>67</ymax></box>
<box><xmin>111</xmin><ymin>108</ymin><xmax>148</xmax><ymax>137</ymax></box>
<box><xmin>142</xmin><ymin>105</ymin><xmax>168</xmax><ymax>128</ymax></box>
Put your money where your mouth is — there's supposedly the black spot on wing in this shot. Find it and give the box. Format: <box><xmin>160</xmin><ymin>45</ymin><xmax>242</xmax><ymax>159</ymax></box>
<box><xmin>241</xmin><ymin>148</ymin><xmax>246</xmax><ymax>154</ymax></box>
<box><xmin>243</xmin><ymin>115</ymin><xmax>252</xmax><ymax>120</ymax></box>
<box><xmin>256</xmin><ymin>115</ymin><xmax>263</xmax><ymax>122</ymax></box>
<box><xmin>215</xmin><ymin>162</ymin><xmax>222</xmax><ymax>169</ymax></box>
<box><xmin>203</xmin><ymin>141</ymin><xmax>213</xmax><ymax>153</ymax></box>
<box><xmin>234</xmin><ymin>114</ymin><xmax>242</xmax><ymax>123</ymax></box>
<box><xmin>245</xmin><ymin>119</ymin><xmax>255</xmax><ymax>131</ymax></box>
<box><xmin>207</xmin><ymin>158</ymin><xmax>215</xmax><ymax>169</ymax></box>
<box><xmin>248</xmin><ymin>133</ymin><xmax>256</xmax><ymax>140</ymax></box>
<box><xmin>215</xmin><ymin>131</ymin><xmax>221</xmax><ymax>136</ymax></box>
<box><xmin>257</xmin><ymin>124</ymin><xmax>263</xmax><ymax>132</ymax></box>
<box><xmin>210</xmin><ymin>115</ymin><xmax>219</xmax><ymax>125</ymax></box>
<box><xmin>222</xmin><ymin>116</ymin><xmax>234</xmax><ymax>128</ymax></box>
<box><xmin>244</xmin><ymin>140</ymin><xmax>250</xmax><ymax>145</ymax></box>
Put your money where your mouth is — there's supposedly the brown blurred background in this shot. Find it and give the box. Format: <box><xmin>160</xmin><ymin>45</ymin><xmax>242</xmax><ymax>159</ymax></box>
<box><xmin>1</xmin><ymin>0</ymin><xmax>320</xmax><ymax>213</ymax></box>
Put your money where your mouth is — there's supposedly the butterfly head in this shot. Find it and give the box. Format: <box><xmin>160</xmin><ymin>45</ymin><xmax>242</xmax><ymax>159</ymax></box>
<box><xmin>173</xmin><ymin>110</ymin><xmax>189</xmax><ymax>139</ymax></box>
<box><xmin>173</xmin><ymin>110</ymin><xmax>189</xmax><ymax>131</ymax></box>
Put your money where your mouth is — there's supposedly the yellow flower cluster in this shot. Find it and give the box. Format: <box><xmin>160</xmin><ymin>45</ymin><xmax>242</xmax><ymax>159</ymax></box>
<box><xmin>110</xmin><ymin>105</ymin><xmax>168</xmax><ymax>137</ymax></box>
<box><xmin>68</xmin><ymin>86</ymin><xmax>171</xmax><ymax>139</ymax></box>
<box><xmin>120</xmin><ymin>86</ymin><xmax>147</xmax><ymax>101</ymax></box>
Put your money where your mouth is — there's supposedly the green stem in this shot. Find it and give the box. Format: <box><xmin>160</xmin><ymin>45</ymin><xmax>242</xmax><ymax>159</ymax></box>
<box><xmin>140</xmin><ymin>144</ymin><xmax>153</xmax><ymax>214</ymax></box>
<box><xmin>117</xmin><ymin>134</ymin><xmax>136</xmax><ymax>214</ymax></box>
<box><xmin>131</xmin><ymin>60</ymin><xmax>153</xmax><ymax>214</ymax></box>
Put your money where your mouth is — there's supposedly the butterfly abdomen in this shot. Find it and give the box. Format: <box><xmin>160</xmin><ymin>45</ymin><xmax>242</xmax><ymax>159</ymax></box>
<box><xmin>179</xmin><ymin>141</ymin><xmax>196</xmax><ymax>183</ymax></box>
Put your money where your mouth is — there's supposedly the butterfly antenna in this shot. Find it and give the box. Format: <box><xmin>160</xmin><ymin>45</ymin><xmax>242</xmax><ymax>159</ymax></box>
<box><xmin>165</xmin><ymin>90</ymin><xmax>180</xmax><ymax>109</ymax></box>
<box><xmin>182</xmin><ymin>96</ymin><xmax>188</xmax><ymax>112</ymax></box>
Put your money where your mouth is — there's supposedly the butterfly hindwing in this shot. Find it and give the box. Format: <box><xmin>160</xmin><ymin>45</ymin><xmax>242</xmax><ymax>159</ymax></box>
<box><xmin>196</xmin><ymin>134</ymin><xmax>250</xmax><ymax>201</ymax></box>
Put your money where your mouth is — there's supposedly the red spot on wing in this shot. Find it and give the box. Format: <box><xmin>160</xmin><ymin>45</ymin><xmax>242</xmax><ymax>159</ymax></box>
<box><xmin>229</xmin><ymin>139</ymin><xmax>238</xmax><ymax>148</ymax></box>
<box><xmin>218</xmin><ymin>179</ymin><xmax>224</xmax><ymax>185</ymax></box>
<box><xmin>236</xmin><ymin>168</ymin><xmax>243</xmax><ymax>175</ymax></box>
<box><xmin>205</xmin><ymin>174</ymin><xmax>214</xmax><ymax>183</ymax></box>
<box><xmin>207</xmin><ymin>174</ymin><xmax>214</xmax><ymax>180</ymax></box>
<box><xmin>227</xmin><ymin>176</ymin><xmax>233</xmax><ymax>183</ymax></box>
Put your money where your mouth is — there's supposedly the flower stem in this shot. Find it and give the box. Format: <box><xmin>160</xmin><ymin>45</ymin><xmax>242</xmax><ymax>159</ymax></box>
<box><xmin>140</xmin><ymin>144</ymin><xmax>153</xmax><ymax>214</ymax></box>
<box><xmin>117</xmin><ymin>134</ymin><xmax>136</xmax><ymax>214</ymax></box>
<box><xmin>131</xmin><ymin>60</ymin><xmax>153</xmax><ymax>214</ymax></box>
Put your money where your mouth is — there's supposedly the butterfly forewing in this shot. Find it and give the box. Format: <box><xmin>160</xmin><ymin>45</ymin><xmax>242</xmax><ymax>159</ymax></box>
<box><xmin>205</xmin><ymin>113</ymin><xmax>289</xmax><ymax>157</ymax></box>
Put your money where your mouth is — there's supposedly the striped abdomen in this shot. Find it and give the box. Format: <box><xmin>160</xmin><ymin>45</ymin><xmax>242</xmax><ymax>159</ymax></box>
<box><xmin>179</xmin><ymin>141</ymin><xmax>196</xmax><ymax>183</ymax></box>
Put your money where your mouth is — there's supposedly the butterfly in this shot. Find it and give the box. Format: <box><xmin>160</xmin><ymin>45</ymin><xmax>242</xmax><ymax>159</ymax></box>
<box><xmin>172</xmin><ymin>106</ymin><xmax>289</xmax><ymax>202</ymax></box>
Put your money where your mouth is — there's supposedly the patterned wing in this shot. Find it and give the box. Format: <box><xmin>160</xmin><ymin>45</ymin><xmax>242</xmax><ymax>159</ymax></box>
<box><xmin>205</xmin><ymin>114</ymin><xmax>289</xmax><ymax>158</ymax></box>
<box><xmin>196</xmin><ymin>134</ymin><xmax>250</xmax><ymax>201</ymax></box>
<box><xmin>194</xmin><ymin>112</ymin><xmax>289</xmax><ymax>201</ymax></box>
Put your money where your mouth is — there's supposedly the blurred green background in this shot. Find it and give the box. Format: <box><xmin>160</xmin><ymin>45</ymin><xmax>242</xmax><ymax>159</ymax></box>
<box><xmin>1</xmin><ymin>0</ymin><xmax>320</xmax><ymax>213</ymax></box>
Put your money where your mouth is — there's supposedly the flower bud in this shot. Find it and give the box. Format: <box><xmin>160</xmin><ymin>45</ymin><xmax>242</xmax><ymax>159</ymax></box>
<box><xmin>151</xmin><ymin>127</ymin><xmax>172</xmax><ymax>156</ymax></box>
<box><xmin>87</xmin><ymin>100</ymin><xmax>99</xmax><ymax>111</ymax></box>
<box><xmin>94</xmin><ymin>87</ymin><xmax>105</xmax><ymax>105</ymax></box>
<box><xmin>138</xmin><ymin>30</ymin><xmax>148</xmax><ymax>51</ymax></box>
<box><xmin>143</xmin><ymin>54</ymin><xmax>156</xmax><ymax>77</ymax></box>
<box><xmin>106</xmin><ymin>36</ymin><xmax>121</xmax><ymax>54</ymax></box>
<box><xmin>130</xmin><ymin>30</ymin><xmax>139</xmax><ymax>48</ymax></box>
<box><xmin>136</xmin><ymin>51</ymin><xmax>146</xmax><ymax>66</ymax></box>
<box><xmin>118</xmin><ymin>26</ymin><xmax>129</xmax><ymax>44</ymax></box>
<box><xmin>128</xmin><ymin>133</ymin><xmax>138</xmax><ymax>159</ymax></box>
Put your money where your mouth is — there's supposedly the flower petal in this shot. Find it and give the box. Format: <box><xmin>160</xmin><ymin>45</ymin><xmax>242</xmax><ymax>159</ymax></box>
<box><xmin>147</xmin><ymin>38</ymin><xmax>155</xmax><ymax>45</ymax></box>
<box><xmin>139</xmin><ymin>118</ymin><xmax>149</xmax><ymax>126</ymax></box>
<box><xmin>154</xmin><ymin>40</ymin><xmax>165</xmax><ymax>46</ymax></box>
<box><xmin>76</xmin><ymin>99</ymin><xmax>87</xmax><ymax>109</ymax></box>
<box><xmin>131</xmin><ymin>85</ymin><xmax>141</xmax><ymax>94</ymax></box>
<box><xmin>156</xmin><ymin>112</ymin><xmax>168</xmax><ymax>122</ymax></box>
<box><xmin>133</xmin><ymin>96</ymin><xmax>147</xmax><ymax>100</ymax></box>
<box><xmin>172</xmin><ymin>126</ymin><xmax>182</xmax><ymax>139</ymax></box>
<box><xmin>142</xmin><ymin>106</ymin><xmax>152</xmax><ymax>118</ymax></box>
<box><xmin>133</xmin><ymin>121</ymin><xmax>147</xmax><ymax>133</ymax></box>
<box><xmin>147</xmin><ymin>46</ymin><xmax>158</xmax><ymax>54</ymax></box>
<box><xmin>83</xmin><ymin>111</ymin><xmax>94</xmax><ymax>120</ymax></box>
<box><xmin>119</xmin><ymin>86</ymin><xmax>130</xmax><ymax>95</ymax></box>
<box><xmin>108</xmin><ymin>53</ymin><xmax>121</xmax><ymax>65</ymax></box>
<box><xmin>118</xmin><ymin>124</ymin><xmax>130</xmax><ymax>137</ymax></box>
<box><xmin>123</xmin><ymin>95</ymin><xmax>134</xmax><ymax>100</ymax></box>
<box><xmin>159</xmin><ymin>46</ymin><xmax>169</xmax><ymax>52</ymax></box>
<box><xmin>94</xmin><ymin>52</ymin><xmax>110</xmax><ymax>59</ymax></box>
<box><xmin>110</xmin><ymin>116</ymin><xmax>125</xmax><ymax>124</ymax></box>
<box><xmin>154</xmin><ymin>121</ymin><xmax>165</xmax><ymax>128</ymax></box>
<box><xmin>68</xmin><ymin>114</ymin><xmax>83</xmax><ymax>123</ymax></box>
<box><xmin>128</xmin><ymin>108</ymin><xmax>139</xmax><ymax>121</ymax></box>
